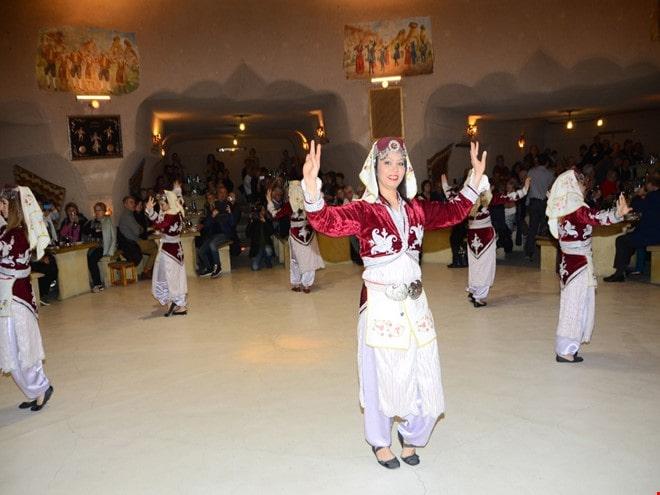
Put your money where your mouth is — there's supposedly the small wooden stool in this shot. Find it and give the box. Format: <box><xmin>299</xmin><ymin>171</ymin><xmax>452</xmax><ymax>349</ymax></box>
<box><xmin>108</xmin><ymin>261</ymin><xmax>137</xmax><ymax>286</ymax></box>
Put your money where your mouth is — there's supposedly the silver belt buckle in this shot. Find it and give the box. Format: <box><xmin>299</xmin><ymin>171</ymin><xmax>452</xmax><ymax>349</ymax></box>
<box><xmin>385</xmin><ymin>284</ymin><xmax>408</xmax><ymax>301</ymax></box>
<box><xmin>408</xmin><ymin>280</ymin><xmax>422</xmax><ymax>300</ymax></box>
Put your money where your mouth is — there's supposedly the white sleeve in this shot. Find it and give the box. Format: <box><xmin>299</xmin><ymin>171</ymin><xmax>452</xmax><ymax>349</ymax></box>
<box><xmin>301</xmin><ymin>178</ymin><xmax>325</xmax><ymax>213</ymax></box>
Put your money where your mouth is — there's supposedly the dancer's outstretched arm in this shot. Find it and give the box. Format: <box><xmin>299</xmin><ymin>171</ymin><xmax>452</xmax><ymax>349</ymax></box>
<box><xmin>423</xmin><ymin>141</ymin><xmax>488</xmax><ymax>230</ymax></box>
<box><xmin>301</xmin><ymin>140</ymin><xmax>364</xmax><ymax>237</ymax></box>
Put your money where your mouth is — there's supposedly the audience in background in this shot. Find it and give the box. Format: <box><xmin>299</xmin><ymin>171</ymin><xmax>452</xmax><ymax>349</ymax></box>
<box><xmin>59</xmin><ymin>202</ymin><xmax>87</xmax><ymax>244</ymax></box>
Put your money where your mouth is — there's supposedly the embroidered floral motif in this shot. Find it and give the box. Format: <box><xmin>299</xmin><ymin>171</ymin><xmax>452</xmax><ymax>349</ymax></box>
<box><xmin>416</xmin><ymin>312</ymin><xmax>434</xmax><ymax>333</ymax></box>
<box><xmin>0</xmin><ymin>236</ymin><xmax>15</xmax><ymax>260</ymax></box>
<box><xmin>470</xmin><ymin>233</ymin><xmax>484</xmax><ymax>254</ymax></box>
<box><xmin>409</xmin><ymin>224</ymin><xmax>423</xmax><ymax>249</ymax></box>
<box><xmin>371</xmin><ymin>320</ymin><xmax>404</xmax><ymax>339</ymax></box>
<box><xmin>369</xmin><ymin>228</ymin><xmax>397</xmax><ymax>255</ymax></box>
<box><xmin>16</xmin><ymin>249</ymin><xmax>31</xmax><ymax>266</ymax></box>
<box><xmin>561</xmin><ymin>220</ymin><xmax>578</xmax><ymax>238</ymax></box>
<box><xmin>559</xmin><ymin>257</ymin><xmax>568</xmax><ymax>279</ymax></box>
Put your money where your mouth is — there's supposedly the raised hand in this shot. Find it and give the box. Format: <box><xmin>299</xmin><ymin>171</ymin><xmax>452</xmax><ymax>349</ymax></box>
<box><xmin>616</xmin><ymin>193</ymin><xmax>631</xmax><ymax>218</ymax></box>
<box><xmin>303</xmin><ymin>140</ymin><xmax>322</xmax><ymax>200</ymax></box>
<box><xmin>469</xmin><ymin>141</ymin><xmax>487</xmax><ymax>187</ymax></box>
<box><xmin>146</xmin><ymin>196</ymin><xmax>155</xmax><ymax>211</ymax></box>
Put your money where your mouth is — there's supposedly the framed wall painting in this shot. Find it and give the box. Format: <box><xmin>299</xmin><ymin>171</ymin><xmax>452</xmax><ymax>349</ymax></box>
<box><xmin>68</xmin><ymin>115</ymin><xmax>123</xmax><ymax>160</ymax></box>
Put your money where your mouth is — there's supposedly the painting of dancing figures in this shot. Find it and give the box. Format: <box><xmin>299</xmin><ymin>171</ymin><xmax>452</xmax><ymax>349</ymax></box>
<box><xmin>344</xmin><ymin>17</ymin><xmax>433</xmax><ymax>79</ymax></box>
<box><xmin>36</xmin><ymin>26</ymin><xmax>139</xmax><ymax>94</ymax></box>
<box><xmin>68</xmin><ymin>115</ymin><xmax>123</xmax><ymax>161</ymax></box>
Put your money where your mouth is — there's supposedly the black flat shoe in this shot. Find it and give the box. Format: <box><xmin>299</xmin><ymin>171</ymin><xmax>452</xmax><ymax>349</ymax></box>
<box><xmin>371</xmin><ymin>446</ymin><xmax>400</xmax><ymax>469</ymax></box>
<box><xmin>18</xmin><ymin>399</ymin><xmax>36</xmax><ymax>409</ymax></box>
<box><xmin>556</xmin><ymin>354</ymin><xmax>584</xmax><ymax>363</ymax></box>
<box><xmin>397</xmin><ymin>431</ymin><xmax>420</xmax><ymax>466</ymax></box>
<box><xmin>473</xmin><ymin>300</ymin><xmax>487</xmax><ymax>308</ymax></box>
<box><xmin>31</xmin><ymin>385</ymin><xmax>53</xmax><ymax>412</ymax></box>
<box><xmin>172</xmin><ymin>310</ymin><xmax>187</xmax><ymax>316</ymax></box>
<box><xmin>603</xmin><ymin>273</ymin><xmax>625</xmax><ymax>282</ymax></box>
<box><xmin>467</xmin><ymin>293</ymin><xmax>475</xmax><ymax>303</ymax></box>
<box><xmin>164</xmin><ymin>302</ymin><xmax>176</xmax><ymax>317</ymax></box>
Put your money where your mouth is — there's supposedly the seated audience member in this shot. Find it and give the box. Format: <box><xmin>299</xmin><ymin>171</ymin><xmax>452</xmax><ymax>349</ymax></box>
<box><xmin>267</xmin><ymin>185</ymin><xmax>289</xmax><ymax>237</ymax></box>
<box><xmin>600</xmin><ymin>169</ymin><xmax>620</xmax><ymax>205</ymax></box>
<box><xmin>344</xmin><ymin>185</ymin><xmax>356</xmax><ymax>202</ymax></box>
<box><xmin>134</xmin><ymin>199</ymin><xmax>151</xmax><ymax>238</ymax></box>
<box><xmin>30</xmin><ymin>220</ymin><xmax>59</xmax><ymax>305</ymax></box>
<box><xmin>604</xmin><ymin>176</ymin><xmax>660</xmax><ymax>282</ymax></box>
<box><xmin>246</xmin><ymin>202</ymin><xmax>275</xmax><ymax>271</ymax></box>
<box><xmin>59</xmin><ymin>202</ymin><xmax>87</xmax><ymax>243</ymax></box>
<box><xmin>417</xmin><ymin>180</ymin><xmax>432</xmax><ymax>201</ymax></box>
<box><xmin>82</xmin><ymin>202</ymin><xmax>116</xmax><ymax>292</ymax></box>
<box><xmin>117</xmin><ymin>195</ymin><xmax>157</xmax><ymax>276</ymax></box>
<box><xmin>41</xmin><ymin>201</ymin><xmax>59</xmax><ymax>244</ymax></box>
<box><xmin>197</xmin><ymin>187</ymin><xmax>234</xmax><ymax>277</ymax></box>
<box><xmin>335</xmin><ymin>186</ymin><xmax>348</xmax><ymax>205</ymax></box>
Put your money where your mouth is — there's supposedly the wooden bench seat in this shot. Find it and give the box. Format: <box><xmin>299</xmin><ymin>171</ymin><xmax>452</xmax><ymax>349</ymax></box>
<box><xmin>216</xmin><ymin>241</ymin><xmax>233</xmax><ymax>273</ymax></box>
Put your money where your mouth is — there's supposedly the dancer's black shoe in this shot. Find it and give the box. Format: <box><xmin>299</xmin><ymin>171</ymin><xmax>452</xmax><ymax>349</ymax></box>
<box><xmin>164</xmin><ymin>302</ymin><xmax>176</xmax><ymax>317</ymax></box>
<box><xmin>556</xmin><ymin>354</ymin><xmax>584</xmax><ymax>363</ymax></box>
<box><xmin>467</xmin><ymin>293</ymin><xmax>475</xmax><ymax>303</ymax></box>
<box><xmin>473</xmin><ymin>300</ymin><xmax>487</xmax><ymax>308</ymax></box>
<box><xmin>371</xmin><ymin>446</ymin><xmax>400</xmax><ymax>469</ymax></box>
<box><xmin>18</xmin><ymin>399</ymin><xmax>36</xmax><ymax>409</ymax></box>
<box><xmin>397</xmin><ymin>431</ymin><xmax>420</xmax><ymax>466</ymax></box>
<box><xmin>31</xmin><ymin>386</ymin><xmax>53</xmax><ymax>412</ymax></box>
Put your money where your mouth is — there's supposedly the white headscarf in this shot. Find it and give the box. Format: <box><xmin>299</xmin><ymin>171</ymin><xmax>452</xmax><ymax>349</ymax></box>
<box><xmin>359</xmin><ymin>137</ymin><xmax>417</xmax><ymax>203</ymax></box>
<box><xmin>288</xmin><ymin>181</ymin><xmax>305</xmax><ymax>213</ymax></box>
<box><xmin>546</xmin><ymin>170</ymin><xmax>586</xmax><ymax>239</ymax></box>
<box><xmin>17</xmin><ymin>186</ymin><xmax>50</xmax><ymax>260</ymax></box>
<box><xmin>164</xmin><ymin>189</ymin><xmax>185</xmax><ymax>216</ymax></box>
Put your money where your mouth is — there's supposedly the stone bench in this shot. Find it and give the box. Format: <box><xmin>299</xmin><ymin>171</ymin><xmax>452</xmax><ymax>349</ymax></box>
<box><xmin>272</xmin><ymin>235</ymin><xmax>290</xmax><ymax>270</ymax></box>
<box><xmin>30</xmin><ymin>272</ymin><xmax>44</xmax><ymax>304</ymax></box>
<box><xmin>536</xmin><ymin>236</ymin><xmax>557</xmax><ymax>272</ymax></box>
<box><xmin>648</xmin><ymin>245</ymin><xmax>660</xmax><ymax>285</ymax></box>
<box><xmin>216</xmin><ymin>241</ymin><xmax>233</xmax><ymax>273</ymax></box>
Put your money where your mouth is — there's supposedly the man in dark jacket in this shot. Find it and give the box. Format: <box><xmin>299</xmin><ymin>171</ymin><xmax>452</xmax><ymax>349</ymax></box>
<box><xmin>604</xmin><ymin>177</ymin><xmax>660</xmax><ymax>282</ymax></box>
<box><xmin>197</xmin><ymin>187</ymin><xmax>235</xmax><ymax>278</ymax></box>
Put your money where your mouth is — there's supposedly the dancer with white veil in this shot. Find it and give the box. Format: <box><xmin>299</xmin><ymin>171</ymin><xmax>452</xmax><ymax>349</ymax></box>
<box><xmin>302</xmin><ymin>138</ymin><xmax>489</xmax><ymax>468</ymax></box>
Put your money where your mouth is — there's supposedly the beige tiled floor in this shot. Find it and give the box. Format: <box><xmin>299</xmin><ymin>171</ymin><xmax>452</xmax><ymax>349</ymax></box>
<box><xmin>1</xmin><ymin>263</ymin><xmax>659</xmax><ymax>494</ymax></box>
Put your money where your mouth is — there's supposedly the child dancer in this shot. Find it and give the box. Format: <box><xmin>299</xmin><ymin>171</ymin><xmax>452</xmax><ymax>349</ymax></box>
<box><xmin>466</xmin><ymin>177</ymin><xmax>529</xmax><ymax>307</ymax></box>
<box><xmin>146</xmin><ymin>189</ymin><xmax>188</xmax><ymax>316</ymax></box>
<box><xmin>546</xmin><ymin>170</ymin><xmax>630</xmax><ymax>362</ymax></box>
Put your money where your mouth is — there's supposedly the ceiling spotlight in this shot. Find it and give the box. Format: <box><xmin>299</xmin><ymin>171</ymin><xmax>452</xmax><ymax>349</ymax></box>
<box><xmin>596</xmin><ymin>118</ymin><xmax>604</xmax><ymax>127</ymax></box>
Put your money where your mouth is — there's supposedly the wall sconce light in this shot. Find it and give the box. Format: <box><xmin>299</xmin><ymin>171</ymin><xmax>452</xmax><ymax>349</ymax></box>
<box><xmin>160</xmin><ymin>148</ymin><xmax>166</xmax><ymax>157</ymax></box>
<box><xmin>314</xmin><ymin>125</ymin><xmax>329</xmax><ymax>144</ymax></box>
<box><xmin>466</xmin><ymin>123</ymin><xmax>478</xmax><ymax>138</ymax></box>
<box><xmin>565</xmin><ymin>110</ymin><xmax>575</xmax><ymax>130</ymax></box>
<box><xmin>76</xmin><ymin>94</ymin><xmax>111</xmax><ymax>109</ymax></box>
<box><xmin>236</xmin><ymin>114</ymin><xmax>248</xmax><ymax>132</ymax></box>
<box><xmin>596</xmin><ymin>118</ymin><xmax>604</xmax><ymax>127</ymax></box>
<box><xmin>371</xmin><ymin>76</ymin><xmax>401</xmax><ymax>88</ymax></box>
<box><xmin>517</xmin><ymin>134</ymin><xmax>526</xmax><ymax>149</ymax></box>
<box><xmin>232</xmin><ymin>136</ymin><xmax>239</xmax><ymax>146</ymax></box>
